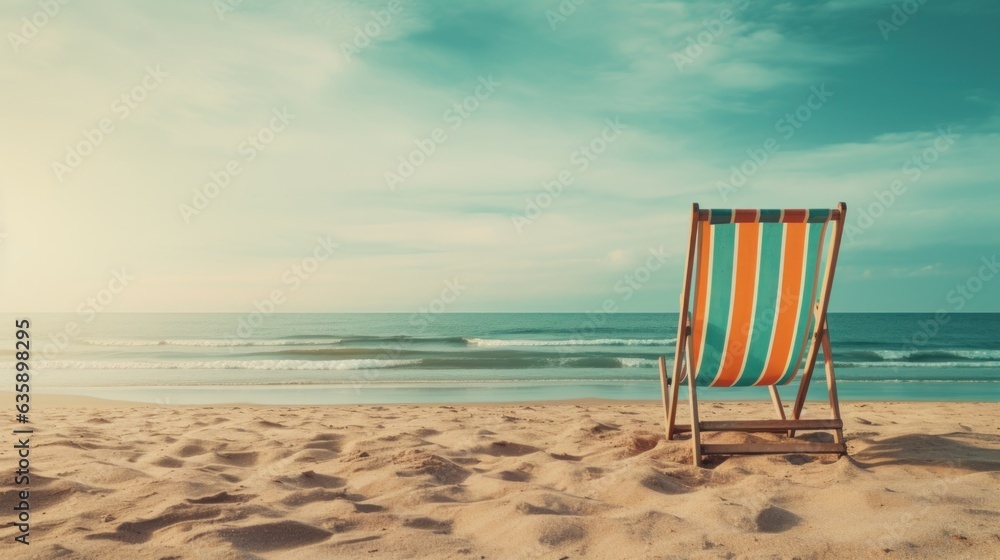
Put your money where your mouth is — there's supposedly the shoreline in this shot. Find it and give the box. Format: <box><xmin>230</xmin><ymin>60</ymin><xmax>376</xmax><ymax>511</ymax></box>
<box><xmin>12</xmin><ymin>391</ymin><xmax>1000</xmax><ymax>409</ymax></box>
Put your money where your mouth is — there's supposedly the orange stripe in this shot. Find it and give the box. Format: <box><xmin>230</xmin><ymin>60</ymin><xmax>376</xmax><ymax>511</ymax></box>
<box><xmin>690</xmin><ymin>221</ymin><xmax>713</xmax><ymax>373</ymax></box>
<box><xmin>714</xmin><ymin>222</ymin><xmax>760</xmax><ymax>387</ymax></box>
<box><xmin>759</xmin><ymin>223</ymin><xmax>806</xmax><ymax>384</ymax></box>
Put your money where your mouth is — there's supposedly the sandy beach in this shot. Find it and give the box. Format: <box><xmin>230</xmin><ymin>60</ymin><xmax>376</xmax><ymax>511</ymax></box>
<box><xmin>2</xmin><ymin>395</ymin><xmax>999</xmax><ymax>559</ymax></box>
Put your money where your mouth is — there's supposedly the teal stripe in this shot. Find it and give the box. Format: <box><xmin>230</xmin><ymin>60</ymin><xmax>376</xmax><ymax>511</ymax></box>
<box><xmin>777</xmin><ymin>222</ymin><xmax>826</xmax><ymax>384</ymax></box>
<box><xmin>734</xmin><ymin>223</ymin><xmax>783</xmax><ymax>387</ymax></box>
<box><xmin>709</xmin><ymin>209</ymin><xmax>733</xmax><ymax>224</ymax></box>
<box><xmin>806</xmin><ymin>209</ymin><xmax>832</xmax><ymax>223</ymax></box>
<box><xmin>695</xmin><ymin>224</ymin><xmax>735</xmax><ymax>386</ymax></box>
<box><xmin>759</xmin><ymin>209</ymin><xmax>782</xmax><ymax>223</ymax></box>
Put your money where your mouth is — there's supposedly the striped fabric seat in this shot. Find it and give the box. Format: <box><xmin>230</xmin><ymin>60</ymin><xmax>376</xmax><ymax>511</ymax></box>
<box><xmin>689</xmin><ymin>208</ymin><xmax>839</xmax><ymax>387</ymax></box>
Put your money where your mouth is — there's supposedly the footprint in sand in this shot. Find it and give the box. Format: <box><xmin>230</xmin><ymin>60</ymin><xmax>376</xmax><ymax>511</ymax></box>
<box><xmin>276</xmin><ymin>470</ymin><xmax>346</xmax><ymax>489</ymax></box>
<box><xmin>587</xmin><ymin>421</ymin><xmax>620</xmax><ymax>434</ymax></box>
<box><xmin>537</xmin><ymin>520</ymin><xmax>587</xmax><ymax>547</ymax></box>
<box><xmin>304</xmin><ymin>433</ymin><xmax>344</xmax><ymax>453</ymax></box>
<box><xmin>174</xmin><ymin>443</ymin><xmax>208</xmax><ymax>458</ymax></box>
<box><xmin>472</xmin><ymin>440</ymin><xmax>540</xmax><ymax>457</ymax></box>
<box><xmin>186</xmin><ymin>491</ymin><xmax>252</xmax><ymax>504</ymax></box>
<box><xmin>218</xmin><ymin>521</ymin><xmax>331</xmax><ymax>552</ymax></box>
<box><xmin>640</xmin><ymin>472</ymin><xmax>690</xmax><ymax>495</ymax></box>
<box><xmin>412</xmin><ymin>427</ymin><xmax>441</xmax><ymax>437</ymax></box>
<box><xmin>87</xmin><ymin>505</ymin><xmax>222</xmax><ymax>544</ymax></box>
<box><xmin>212</xmin><ymin>451</ymin><xmax>259</xmax><ymax>467</ymax></box>
<box><xmin>151</xmin><ymin>456</ymin><xmax>184</xmax><ymax>469</ymax></box>
<box><xmin>402</xmin><ymin>517</ymin><xmax>452</xmax><ymax>534</ymax></box>
<box><xmin>755</xmin><ymin>506</ymin><xmax>801</xmax><ymax>533</ymax></box>
<box><xmin>618</xmin><ymin>432</ymin><xmax>660</xmax><ymax>457</ymax></box>
<box><xmin>394</xmin><ymin>451</ymin><xmax>470</xmax><ymax>484</ymax></box>
<box><xmin>498</xmin><ymin>469</ymin><xmax>533</xmax><ymax>482</ymax></box>
<box><xmin>280</xmin><ymin>488</ymin><xmax>348</xmax><ymax>506</ymax></box>
<box><xmin>549</xmin><ymin>452</ymin><xmax>583</xmax><ymax>462</ymax></box>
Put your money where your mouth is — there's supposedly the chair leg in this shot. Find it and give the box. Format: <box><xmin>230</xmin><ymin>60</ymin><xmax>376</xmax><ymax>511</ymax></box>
<box><xmin>769</xmin><ymin>386</ymin><xmax>786</xmax><ymax>420</ymax></box>
<box><xmin>667</xmin><ymin>354</ymin><xmax>683</xmax><ymax>439</ymax></box>
<box><xmin>686</xmin><ymin>373</ymin><xmax>702</xmax><ymax>466</ymax></box>
<box><xmin>666</xmin><ymin>329</ymin><xmax>687</xmax><ymax>441</ymax></box>
<box><xmin>768</xmin><ymin>386</ymin><xmax>789</xmax><ymax>436</ymax></box>
<box><xmin>794</xmin><ymin>312</ymin><xmax>828</xmax><ymax>424</ymax></box>
<box><xmin>658</xmin><ymin>355</ymin><xmax>671</xmax><ymax>439</ymax></box>
<box><xmin>793</xmin><ymin>350</ymin><xmax>817</xmax><ymax>422</ymax></box>
<box><xmin>821</xmin><ymin>332</ymin><xmax>845</xmax><ymax>445</ymax></box>
<box><xmin>685</xmin><ymin>335</ymin><xmax>702</xmax><ymax>467</ymax></box>
<box><xmin>667</xmin><ymin>353</ymin><xmax>683</xmax><ymax>440</ymax></box>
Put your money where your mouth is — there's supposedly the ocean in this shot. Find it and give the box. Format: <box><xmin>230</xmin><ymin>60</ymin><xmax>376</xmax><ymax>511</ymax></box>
<box><xmin>7</xmin><ymin>313</ymin><xmax>1000</xmax><ymax>404</ymax></box>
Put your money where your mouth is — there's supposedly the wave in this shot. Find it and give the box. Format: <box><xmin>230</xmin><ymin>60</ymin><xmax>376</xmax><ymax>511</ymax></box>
<box><xmin>79</xmin><ymin>335</ymin><xmax>473</xmax><ymax>347</ymax></box>
<box><xmin>47</xmin><ymin>378</ymin><xmax>666</xmax><ymax>388</ymax></box>
<box><xmin>616</xmin><ymin>357</ymin><xmax>658</xmax><ymax>368</ymax></box>
<box><xmin>340</xmin><ymin>335</ymin><xmax>470</xmax><ymax>345</ymax></box>
<box><xmin>82</xmin><ymin>339</ymin><xmax>340</xmax><ymax>347</ymax></box>
<box><xmin>27</xmin><ymin>359</ymin><xmax>420</xmax><ymax>370</ymax></box>
<box><xmin>838</xmin><ymin>349</ymin><xmax>1000</xmax><ymax>363</ymax></box>
<box><xmin>466</xmin><ymin>338</ymin><xmax>676</xmax><ymax>347</ymax></box>
<box><xmin>16</xmin><ymin>355</ymin><xmax>661</xmax><ymax>371</ymax></box>
<box><xmin>838</xmin><ymin>361</ymin><xmax>1000</xmax><ymax>369</ymax></box>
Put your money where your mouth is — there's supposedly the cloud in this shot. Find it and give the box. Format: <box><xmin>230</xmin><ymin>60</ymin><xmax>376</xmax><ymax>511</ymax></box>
<box><xmin>1</xmin><ymin>0</ymin><xmax>998</xmax><ymax>312</ymax></box>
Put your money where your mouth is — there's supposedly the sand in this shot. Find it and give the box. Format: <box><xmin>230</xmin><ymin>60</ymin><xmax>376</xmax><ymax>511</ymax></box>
<box><xmin>2</xmin><ymin>395</ymin><xmax>999</xmax><ymax>559</ymax></box>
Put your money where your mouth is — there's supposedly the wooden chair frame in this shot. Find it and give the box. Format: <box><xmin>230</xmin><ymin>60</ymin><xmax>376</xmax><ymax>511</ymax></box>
<box><xmin>658</xmin><ymin>203</ymin><xmax>848</xmax><ymax>466</ymax></box>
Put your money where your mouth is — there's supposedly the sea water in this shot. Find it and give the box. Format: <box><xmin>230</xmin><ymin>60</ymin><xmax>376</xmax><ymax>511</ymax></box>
<box><xmin>5</xmin><ymin>313</ymin><xmax>999</xmax><ymax>404</ymax></box>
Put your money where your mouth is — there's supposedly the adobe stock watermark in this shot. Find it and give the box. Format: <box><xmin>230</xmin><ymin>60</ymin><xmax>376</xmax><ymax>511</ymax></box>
<box><xmin>7</xmin><ymin>0</ymin><xmax>73</xmax><ymax>54</ymax></box>
<box><xmin>875</xmin><ymin>459</ymin><xmax>963</xmax><ymax>551</ymax></box>
<box><xmin>340</xmin><ymin>1</ymin><xmax>403</xmax><ymax>63</ymax></box>
<box><xmin>178</xmin><ymin>106</ymin><xmax>295</xmax><ymax>223</ymax></box>
<box><xmin>577</xmin><ymin>249</ymin><xmax>668</xmax><ymax>335</ymax></box>
<box><xmin>545</xmin><ymin>0</ymin><xmax>586</xmax><ymax>31</ymax></box>
<box><xmin>608</xmin><ymin>247</ymin><xmax>669</xmax><ymax>308</ymax></box>
<box><xmin>846</xmin><ymin>126</ymin><xmax>958</xmax><ymax>244</ymax></box>
<box><xmin>898</xmin><ymin>253</ymin><xmax>997</xmax><ymax>368</ymax></box>
<box><xmin>409</xmin><ymin>278</ymin><xmax>467</xmax><ymax>330</ymax></box>
<box><xmin>213</xmin><ymin>0</ymin><xmax>243</xmax><ymax>21</ymax></box>
<box><xmin>351</xmin><ymin>277</ymin><xmax>468</xmax><ymax>392</ymax></box>
<box><xmin>717</xmin><ymin>84</ymin><xmax>834</xmax><ymax>201</ymax></box>
<box><xmin>511</xmin><ymin>117</ymin><xmax>627</xmax><ymax>233</ymax></box>
<box><xmin>555</xmin><ymin>246</ymin><xmax>670</xmax><ymax>362</ymax></box>
<box><xmin>40</xmin><ymin>268</ymin><xmax>135</xmax><ymax>359</ymax></box>
<box><xmin>673</xmin><ymin>0</ymin><xmax>750</xmax><ymax>71</ymax></box>
<box><xmin>228</xmin><ymin>235</ymin><xmax>340</xmax><ymax>341</ymax></box>
<box><xmin>384</xmin><ymin>75</ymin><xmax>501</xmax><ymax>191</ymax></box>
<box><xmin>51</xmin><ymin>65</ymin><xmax>168</xmax><ymax>183</ymax></box>
<box><xmin>878</xmin><ymin>0</ymin><xmax>930</xmax><ymax>41</ymax></box>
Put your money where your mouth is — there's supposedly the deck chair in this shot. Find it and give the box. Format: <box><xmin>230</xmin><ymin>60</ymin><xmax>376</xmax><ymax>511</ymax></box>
<box><xmin>659</xmin><ymin>203</ymin><xmax>848</xmax><ymax>466</ymax></box>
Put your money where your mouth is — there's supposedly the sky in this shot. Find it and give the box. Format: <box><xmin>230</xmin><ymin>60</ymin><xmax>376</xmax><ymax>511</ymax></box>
<box><xmin>1</xmin><ymin>0</ymin><xmax>999</xmax><ymax>314</ymax></box>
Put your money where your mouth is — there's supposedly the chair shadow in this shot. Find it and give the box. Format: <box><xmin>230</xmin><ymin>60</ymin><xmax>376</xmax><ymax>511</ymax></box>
<box><xmin>851</xmin><ymin>432</ymin><xmax>1000</xmax><ymax>472</ymax></box>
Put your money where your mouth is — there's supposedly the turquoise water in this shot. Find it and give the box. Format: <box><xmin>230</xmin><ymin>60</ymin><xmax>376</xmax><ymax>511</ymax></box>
<box><xmin>5</xmin><ymin>313</ymin><xmax>999</xmax><ymax>404</ymax></box>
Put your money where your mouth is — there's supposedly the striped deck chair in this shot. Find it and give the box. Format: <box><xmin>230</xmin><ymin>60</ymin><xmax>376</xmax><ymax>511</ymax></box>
<box><xmin>658</xmin><ymin>203</ymin><xmax>848</xmax><ymax>466</ymax></box>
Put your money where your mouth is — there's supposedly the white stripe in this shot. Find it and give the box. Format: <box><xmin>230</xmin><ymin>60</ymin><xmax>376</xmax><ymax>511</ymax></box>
<box><xmin>692</xmin><ymin>224</ymin><xmax>713</xmax><ymax>378</ymax></box>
